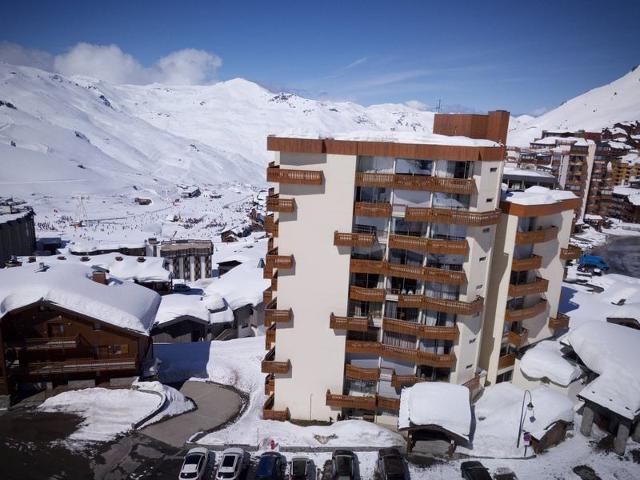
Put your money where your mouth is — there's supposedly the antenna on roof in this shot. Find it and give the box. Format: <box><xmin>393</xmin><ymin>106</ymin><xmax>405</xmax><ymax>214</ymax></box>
<box><xmin>435</xmin><ymin>99</ymin><xmax>442</xmax><ymax>113</ymax></box>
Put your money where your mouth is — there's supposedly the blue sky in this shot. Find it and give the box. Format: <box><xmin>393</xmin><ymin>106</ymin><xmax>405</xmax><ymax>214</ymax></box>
<box><xmin>2</xmin><ymin>0</ymin><xmax>639</xmax><ymax>115</ymax></box>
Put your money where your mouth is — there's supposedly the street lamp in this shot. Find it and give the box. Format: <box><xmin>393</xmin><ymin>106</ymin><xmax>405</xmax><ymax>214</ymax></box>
<box><xmin>516</xmin><ymin>389</ymin><xmax>535</xmax><ymax>448</ymax></box>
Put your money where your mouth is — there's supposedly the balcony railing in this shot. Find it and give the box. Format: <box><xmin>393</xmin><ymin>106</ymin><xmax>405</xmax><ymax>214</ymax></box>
<box><xmin>345</xmin><ymin>364</ymin><xmax>380</xmax><ymax>381</ymax></box>
<box><xmin>560</xmin><ymin>245</ymin><xmax>582</xmax><ymax>261</ymax></box>
<box><xmin>404</xmin><ymin>206</ymin><xmax>501</xmax><ymax>226</ymax></box>
<box><xmin>391</xmin><ymin>373</ymin><xmax>425</xmax><ymax>389</ymax></box>
<box><xmin>354</xmin><ymin>202</ymin><xmax>392</xmax><ymax>218</ymax></box>
<box><xmin>264</xmin><ymin>374</ymin><xmax>275</xmax><ymax>395</ymax></box>
<box><xmin>508</xmin><ymin>277</ymin><xmax>549</xmax><ymax>297</ymax></box>
<box><xmin>355</xmin><ymin>172</ymin><xmax>475</xmax><ymax>195</ymax></box>
<box><xmin>505</xmin><ymin>299</ymin><xmax>547</xmax><ymax>322</ymax></box>
<box><xmin>344</xmin><ymin>340</ymin><xmax>456</xmax><ymax>368</ymax></box>
<box><xmin>265</xmin><ymin>215</ymin><xmax>279</xmax><ymax>237</ymax></box>
<box><xmin>549</xmin><ymin>313</ymin><xmax>570</xmax><ymax>329</ymax></box>
<box><xmin>345</xmin><ymin>340</ymin><xmax>382</xmax><ymax>356</ymax></box>
<box><xmin>16</xmin><ymin>356</ymin><xmax>137</xmax><ymax>375</ymax></box>
<box><xmin>267</xmin><ymin>162</ymin><xmax>323</xmax><ymax>185</ymax></box>
<box><xmin>350</xmin><ymin>258</ymin><xmax>387</xmax><ymax>275</ymax></box>
<box><xmin>261</xmin><ymin>348</ymin><xmax>291</xmax><ymax>374</ymax></box>
<box><xmin>349</xmin><ymin>286</ymin><xmax>386</xmax><ymax>303</ymax></box>
<box><xmin>265</xmin><ymin>252</ymin><xmax>294</xmax><ymax>270</ymax></box>
<box><xmin>8</xmin><ymin>335</ymin><xmax>80</xmax><ymax>351</ymax></box>
<box><xmin>330</xmin><ymin>313</ymin><xmax>369</xmax><ymax>332</ymax></box>
<box><xmin>326</xmin><ymin>390</ymin><xmax>377</xmax><ymax>410</ymax></box>
<box><xmin>506</xmin><ymin>328</ymin><xmax>529</xmax><ymax>348</ymax></box>
<box><xmin>350</xmin><ymin>259</ymin><xmax>466</xmax><ymax>286</ymax></box>
<box><xmin>382</xmin><ymin>318</ymin><xmax>459</xmax><ymax>341</ymax></box>
<box><xmin>511</xmin><ymin>255</ymin><xmax>542</xmax><ymax>272</ymax></box>
<box><xmin>398</xmin><ymin>294</ymin><xmax>484</xmax><ymax>315</ymax></box>
<box><xmin>515</xmin><ymin>227</ymin><xmax>559</xmax><ymax>245</ymax></box>
<box><xmin>263</xmin><ymin>394</ymin><xmax>290</xmax><ymax>421</ymax></box>
<box><xmin>334</xmin><ymin>231</ymin><xmax>376</xmax><ymax>248</ymax></box>
<box><xmin>266</xmin><ymin>194</ymin><xmax>296</xmax><ymax>213</ymax></box>
<box><xmin>498</xmin><ymin>353</ymin><xmax>516</xmax><ymax>370</ymax></box>
<box><xmin>376</xmin><ymin>395</ymin><xmax>401</xmax><ymax>413</ymax></box>
<box><xmin>388</xmin><ymin>234</ymin><xmax>468</xmax><ymax>255</ymax></box>
<box><xmin>264</xmin><ymin>306</ymin><xmax>293</xmax><ymax>326</ymax></box>
<box><xmin>265</xmin><ymin>324</ymin><xmax>276</xmax><ymax>350</ymax></box>
<box><xmin>415</xmin><ymin>349</ymin><xmax>457</xmax><ymax>368</ymax></box>
<box><xmin>263</xmin><ymin>287</ymin><xmax>273</xmax><ymax>304</ymax></box>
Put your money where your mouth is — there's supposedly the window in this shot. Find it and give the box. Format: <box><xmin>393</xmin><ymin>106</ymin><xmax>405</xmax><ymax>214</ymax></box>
<box><xmin>108</xmin><ymin>344</ymin><xmax>128</xmax><ymax>355</ymax></box>
<box><xmin>490</xmin><ymin>167</ymin><xmax>498</xmax><ymax>172</ymax></box>
<box><xmin>482</xmin><ymin>227</ymin><xmax>491</xmax><ymax>233</ymax></box>
<box><xmin>479</xmin><ymin>256</ymin><xmax>487</xmax><ymax>262</ymax></box>
<box><xmin>486</xmin><ymin>198</ymin><xmax>494</xmax><ymax>203</ymax></box>
<box><xmin>93</xmin><ymin>322</ymin><xmax>101</xmax><ymax>331</ymax></box>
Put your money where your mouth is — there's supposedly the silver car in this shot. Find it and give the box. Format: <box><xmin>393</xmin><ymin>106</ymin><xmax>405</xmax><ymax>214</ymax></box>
<box><xmin>179</xmin><ymin>447</ymin><xmax>213</xmax><ymax>480</ymax></box>
<box><xmin>216</xmin><ymin>447</ymin><xmax>250</xmax><ymax>480</ymax></box>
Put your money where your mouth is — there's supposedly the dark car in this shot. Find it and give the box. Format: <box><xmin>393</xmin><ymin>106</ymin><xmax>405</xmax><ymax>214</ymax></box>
<box><xmin>256</xmin><ymin>452</ymin><xmax>287</xmax><ymax>480</ymax></box>
<box><xmin>374</xmin><ymin>448</ymin><xmax>409</xmax><ymax>480</ymax></box>
<box><xmin>460</xmin><ymin>461</ymin><xmax>491</xmax><ymax>480</ymax></box>
<box><xmin>289</xmin><ymin>456</ymin><xmax>316</xmax><ymax>480</ymax></box>
<box><xmin>331</xmin><ymin>450</ymin><xmax>359</xmax><ymax>480</ymax></box>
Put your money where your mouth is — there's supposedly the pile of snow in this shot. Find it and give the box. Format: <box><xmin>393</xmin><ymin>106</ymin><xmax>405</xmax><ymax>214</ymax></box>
<box><xmin>502</xmin><ymin>185</ymin><xmax>577</xmax><ymax>205</ymax></box>
<box><xmin>155</xmin><ymin>293</ymin><xmax>211</xmax><ymax>326</ymax></box>
<box><xmin>133</xmin><ymin>381</ymin><xmax>195</xmax><ymax>428</ymax></box>
<box><xmin>398</xmin><ymin>382</ymin><xmax>471</xmax><ymax>441</ymax></box>
<box><xmin>563</xmin><ymin>321</ymin><xmax>640</xmax><ymax>420</ymax></box>
<box><xmin>459</xmin><ymin>383</ymin><xmax>574</xmax><ymax>458</ymax></box>
<box><xmin>0</xmin><ymin>262</ymin><xmax>160</xmax><ymax>334</ymax></box>
<box><xmin>519</xmin><ymin>340</ymin><xmax>583</xmax><ymax>387</ymax></box>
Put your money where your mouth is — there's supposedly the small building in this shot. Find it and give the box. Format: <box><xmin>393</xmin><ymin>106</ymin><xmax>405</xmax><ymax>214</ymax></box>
<box><xmin>609</xmin><ymin>186</ymin><xmax>640</xmax><ymax>223</ymax></box>
<box><xmin>0</xmin><ymin>263</ymin><xmax>160</xmax><ymax>407</ymax></box>
<box><xmin>0</xmin><ymin>198</ymin><xmax>36</xmax><ymax>264</ymax></box>
<box><xmin>37</xmin><ymin>237</ymin><xmax>63</xmax><ymax>255</ymax></box>
<box><xmin>152</xmin><ymin>294</ymin><xmax>212</xmax><ymax>343</ymax></box>
<box><xmin>158</xmin><ymin>239</ymin><xmax>213</xmax><ymax>282</ymax></box>
<box><xmin>180</xmin><ymin>186</ymin><xmax>201</xmax><ymax>199</ymax></box>
<box><xmin>134</xmin><ymin>197</ymin><xmax>152</xmax><ymax>206</ymax></box>
<box><xmin>502</xmin><ymin>166</ymin><xmax>558</xmax><ymax>191</ymax></box>
<box><xmin>221</xmin><ymin>230</ymin><xmax>239</xmax><ymax>243</ymax></box>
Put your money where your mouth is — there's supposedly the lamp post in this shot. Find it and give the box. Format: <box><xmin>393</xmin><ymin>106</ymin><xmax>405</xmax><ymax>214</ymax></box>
<box><xmin>516</xmin><ymin>389</ymin><xmax>534</xmax><ymax>448</ymax></box>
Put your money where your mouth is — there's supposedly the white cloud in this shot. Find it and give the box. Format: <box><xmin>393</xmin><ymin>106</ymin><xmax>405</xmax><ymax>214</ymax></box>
<box><xmin>404</xmin><ymin>99</ymin><xmax>428</xmax><ymax>110</ymax></box>
<box><xmin>344</xmin><ymin>57</ymin><xmax>368</xmax><ymax>69</ymax></box>
<box><xmin>0</xmin><ymin>42</ymin><xmax>222</xmax><ymax>85</ymax></box>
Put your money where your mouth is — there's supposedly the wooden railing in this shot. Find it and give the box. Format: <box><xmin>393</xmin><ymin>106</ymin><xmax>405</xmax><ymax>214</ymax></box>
<box><xmin>398</xmin><ymin>294</ymin><xmax>484</xmax><ymax>315</ymax></box>
<box><xmin>264</xmin><ymin>374</ymin><xmax>275</xmax><ymax>395</ymax></box>
<box><xmin>511</xmin><ymin>255</ymin><xmax>542</xmax><ymax>272</ymax></box>
<box><xmin>330</xmin><ymin>313</ymin><xmax>369</xmax><ymax>332</ymax></box>
<box><xmin>354</xmin><ymin>202</ymin><xmax>392</xmax><ymax>218</ymax></box>
<box><xmin>265</xmin><ymin>215</ymin><xmax>279</xmax><ymax>237</ymax></box>
<box><xmin>515</xmin><ymin>227</ymin><xmax>559</xmax><ymax>245</ymax></box>
<box><xmin>355</xmin><ymin>172</ymin><xmax>475</xmax><ymax>195</ymax></box>
<box><xmin>389</xmin><ymin>234</ymin><xmax>468</xmax><ymax>255</ymax></box>
<box><xmin>334</xmin><ymin>231</ymin><xmax>376</xmax><ymax>248</ymax></box>
<box><xmin>376</xmin><ymin>395</ymin><xmax>401</xmax><ymax>413</ymax></box>
<box><xmin>463</xmin><ymin>375</ymin><xmax>482</xmax><ymax>399</ymax></box>
<box><xmin>350</xmin><ymin>258</ymin><xmax>387</xmax><ymax>275</ymax></box>
<box><xmin>391</xmin><ymin>373</ymin><xmax>425</xmax><ymax>389</ymax></box>
<box><xmin>349</xmin><ymin>286</ymin><xmax>386</xmax><ymax>303</ymax></box>
<box><xmin>345</xmin><ymin>364</ymin><xmax>380</xmax><ymax>381</ymax></box>
<box><xmin>416</xmin><ymin>349</ymin><xmax>457</xmax><ymax>368</ymax></box>
<box><xmin>382</xmin><ymin>318</ymin><xmax>459</xmax><ymax>341</ymax></box>
<box><xmin>266</xmin><ymin>194</ymin><xmax>296</xmax><ymax>213</ymax></box>
<box><xmin>560</xmin><ymin>245</ymin><xmax>581</xmax><ymax>261</ymax></box>
<box><xmin>18</xmin><ymin>356</ymin><xmax>137</xmax><ymax>375</ymax></box>
<box><xmin>505</xmin><ymin>299</ymin><xmax>547</xmax><ymax>323</ymax></box>
<box><xmin>261</xmin><ymin>348</ymin><xmax>291</xmax><ymax>374</ymax></box>
<box><xmin>326</xmin><ymin>390</ymin><xmax>377</xmax><ymax>410</ymax></box>
<box><xmin>265</xmin><ymin>324</ymin><xmax>276</xmax><ymax>350</ymax></box>
<box><xmin>263</xmin><ymin>394</ymin><xmax>290</xmax><ymax>421</ymax></box>
<box><xmin>266</xmin><ymin>162</ymin><xmax>323</xmax><ymax>185</ymax></box>
<box><xmin>264</xmin><ymin>307</ymin><xmax>293</xmax><ymax>326</ymax></box>
<box><xmin>405</xmin><ymin>207</ymin><xmax>501</xmax><ymax>226</ymax></box>
<box><xmin>508</xmin><ymin>277</ymin><xmax>549</xmax><ymax>297</ymax></box>
<box><xmin>506</xmin><ymin>328</ymin><xmax>529</xmax><ymax>347</ymax></box>
<box><xmin>498</xmin><ymin>353</ymin><xmax>516</xmax><ymax>370</ymax></box>
<box><xmin>263</xmin><ymin>287</ymin><xmax>273</xmax><ymax>304</ymax></box>
<box><xmin>8</xmin><ymin>335</ymin><xmax>80</xmax><ymax>351</ymax></box>
<box><xmin>350</xmin><ymin>259</ymin><xmax>466</xmax><ymax>285</ymax></box>
<box><xmin>345</xmin><ymin>340</ymin><xmax>382</xmax><ymax>356</ymax></box>
<box><xmin>265</xmin><ymin>252</ymin><xmax>294</xmax><ymax>269</ymax></box>
<box><xmin>549</xmin><ymin>313</ymin><xmax>570</xmax><ymax>329</ymax></box>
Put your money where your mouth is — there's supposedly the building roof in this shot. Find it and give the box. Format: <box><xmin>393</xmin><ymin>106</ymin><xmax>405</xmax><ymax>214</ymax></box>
<box><xmin>519</xmin><ymin>340</ymin><xmax>583</xmax><ymax>387</ymax></box>
<box><xmin>155</xmin><ymin>294</ymin><xmax>211</xmax><ymax>326</ymax></box>
<box><xmin>502</xmin><ymin>186</ymin><xmax>577</xmax><ymax>206</ymax></box>
<box><xmin>0</xmin><ymin>262</ymin><xmax>160</xmax><ymax>334</ymax></box>
<box><xmin>612</xmin><ymin>186</ymin><xmax>640</xmax><ymax>205</ymax></box>
<box><xmin>68</xmin><ymin>241</ymin><xmax>146</xmax><ymax>254</ymax></box>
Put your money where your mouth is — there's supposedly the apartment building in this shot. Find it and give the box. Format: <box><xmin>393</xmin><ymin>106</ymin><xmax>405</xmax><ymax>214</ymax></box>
<box><xmin>0</xmin><ymin>197</ymin><xmax>36</xmax><ymax>264</ymax></box>
<box><xmin>479</xmin><ymin>188</ymin><xmax>580</xmax><ymax>385</ymax></box>
<box><xmin>262</xmin><ymin>111</ymin><xmax>511</xmax><ymax>422</ymax></box>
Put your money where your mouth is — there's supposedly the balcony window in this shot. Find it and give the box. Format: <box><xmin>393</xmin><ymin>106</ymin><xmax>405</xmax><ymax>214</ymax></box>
<box><xmin>419</xmin><ymin>338</ymin><xmax>451</xmax><ymax>355</ymax></box>
<box><xmin>417</xmin><ymin>365</ymin><xmax>450</xmax><ymax>381</ymax></box>
<box><xmin>432</xmin><ymin>192</ymin><xmax>470</xmax><ymax>210</ymax></box>
<box><xmin>352</xmin><ymin>246</ymin><xmax>384</xmax><ymax>261</ymax></box>
<box><xmin>425</xmin><ymin>282</ymin><xmax>460</xmax><ymax>299</ymax></box>
<box><xmin>387</xmin><ymin>276</ymin><xmax>421</xmax><ymax>295</ymax></box>
<box><xmin>389</xmin><ymin>248</ymin><xmax>423</xmax><ymax>266</ymax></box>
<box><xmin>383</xmin><ymin>331</ymin><xmax>416</xmax><ymax>350</ymax></box>
<box><xmin>393</xmin><ymin>189</ymin><xmax>430</xmax><ymax>208</ymax></box>
<box><xmin>347</xmin><ymin>328</ymin><xmax>379</xmax><ymax>343</ymax></box>
<box><xmin>395</xmin><ymin>158</ymin><xmax>433</xmax><ymax>175</ymax></box>
<box><xmin>430</xmin><ymin>223</ymin><xmax>466</xmax><ymax>241</ymax></box>
<box><xmin>354</xmin><ymin>218</ymin><xmax>388</xmax><ymax>240</ymax></box>
<box><xmin>348</xmin><ymin>300</ymin><xmax>382</xmax><ymax>319</ymax></box>
<box><xmin>350</xmin><ymin>272</ymin><xmax>383</xmax><ymax>289</ymax></box>
<box><xmin>346</xmin><ymin>379</ymin><xmax>377</xmax><ymax>396</ymax></box>
<box><xmin>391</xmin><ymin>218</ymin><xmax>425</xmax><ymax>236</ymax></box>
<box><xmin>356</xmin><ymin>186</ymin><xmax>390</xmax><ymax>203</ymax></box>
<box><xmin>385</xmin><ymin>301</ymin><xmax>419</xmax><ymax>322</ymax></box>
<box><xmin>426</xmin><ymin>253</ymin><xmax>464</xmax><ymax>269</ymax></box>
<box><xmin>424</xmin><ymin>310</ymin><xmax>456</xmax><ymax>328</ymax></box>
<box><xmin>513</xmin><ymin>244</ymin><xmax>534</xmax><ymax>260</ymax></box>
<box><xmin>436</xmin><ymin>160</ymin><xmax>472</xmax><ymax>179</ymax></box>
<box><xmin>357</xmin><ymin>156</ymin><xmax>394</xmax><ymax>173</ymax></box>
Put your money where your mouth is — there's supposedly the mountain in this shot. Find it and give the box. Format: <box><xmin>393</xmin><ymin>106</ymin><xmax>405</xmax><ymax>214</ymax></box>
<box><xmin>508</xmin><ymin>66</ymin><xmax>640</xmax><ymax>146</ymax></box>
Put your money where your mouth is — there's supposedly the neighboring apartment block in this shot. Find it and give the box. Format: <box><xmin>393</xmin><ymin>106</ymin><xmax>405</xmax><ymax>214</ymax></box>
<box><xmin>262</xmin><ymin>112</ymin><xmax>517</xmax><ymax>422</ymax></box>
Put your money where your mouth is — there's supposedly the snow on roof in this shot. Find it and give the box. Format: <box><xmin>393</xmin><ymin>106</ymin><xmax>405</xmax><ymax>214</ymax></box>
<box><xmin>563</xmin><ymin>321</ymin><xmax>640</xmax><ymax>420</ymax></box>
<box><xmin>604</xmin><ymin>141</ymin><xmax>632</xmax><ymax>150</ymax></box>
<box><xmin>612</xmin><ymin>186</ymin><xmax>640</xmax><ymax>205</ymax></box>
<box><xmin>217</xmin><ymin>253</ymin><xmax>252</xmax><ymax>265</ymax></box>
<box><xmin>0</xmin><ymin>263</ymin><xmax>159</xmax><ymax>334</ymax></box>
<box><xmin>532</xmin><ymin>136</ymin><xmax>594</xmax><ymax>147</ymax></box>
<box><xmin>502</xmin><ymin>185</ymin><xmax>577</xmax><ymax>205</ymax></box>
<box><xmin>503</xmin><ymin>166</ymin><xmax>556</xmax><ymax>178</ymax></box>
<box><xmin>68</xmin><ymin>241</ymin><xmax>146</xmax><ymax>254</ymax></box>
<box><xmin>519</xmin><ymin>340</ymin><xmax>583</xmax><ymax>387</ymax></box>
<box><xmin>272</xmin><ymin>130</ymin><xmax>500</xmax><ymax>148</ymax></box>
<box><xmin>584</xmin><ymin>214</ymin><xmax>603</xmax><ymax>220</ymax></box>
<box><xmin>398</xmin><ymin>382</ymin><xmax>471</xmax><ymax>440</ymax></box>
<box><xmin>620</xmin><ymin>151</ymin><xmax>640</xmax><ymax>165</ymax></box>
<box><xmin>0</xmin><ymin>207</ymin><xmax>33</xmax><ymax>224</ymax></box>
<box><xmin>155</xmin><ymin>294</ymin><xmax>210</xmax><ymax>326</ymax></box>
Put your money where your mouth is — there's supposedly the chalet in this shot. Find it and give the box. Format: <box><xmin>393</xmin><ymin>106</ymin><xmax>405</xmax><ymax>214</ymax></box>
<box><xmin>152</xmin><ymin>294</ymin><xmax>212</xmax><ymax>343</ymax></box>
<box><xmin>0</xmin><ymin>263</ymin><xmax>160</xmax><ymax>407</ymax></box>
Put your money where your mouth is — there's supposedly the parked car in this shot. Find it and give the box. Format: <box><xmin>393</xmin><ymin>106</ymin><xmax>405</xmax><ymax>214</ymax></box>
<box><xmin>179</xmin><ymin>447</ymin><xmax>213</xmax><ymax>480</ymax></box>
<box><xmin>216</xmin><ymin>448</ymin><xmax>250</xmax><ymax>480</ymax></box>
<box><xmin>289</xmin><ymin>456</ymin><xmax>316</xmax><ymax>480</ymax></box>
<box><xmin>578</xmin><ymin>254</ymin><xmax>609</xmax><ymax>272</ymax></box>
<box><xmin>173</xmin><ymin>283</ymin><xmax>191</xmax><ymax>293</ymax></box>
<box><xmin>493</xmin><ymin>467</ymin><xmax>518</xmax><ymax>480</ymax></box>
<box><xmin>460</xmin><ymin>461</ymin><xmax>492</xmax><ymax>480</ymax></box>
<box><xmin>374</xmin><ymin>448</ymin><xmax>409</xmax><ymax>480</ymax></box>
<box><xmin>256</xmin><ymin>451</ymin><xmax>287</xmax><ymax>480</ymax></box>
<box><xmin>331</xmin><ymin>450</ymin><xmax>359</xmax><ymax>480</ymax></box>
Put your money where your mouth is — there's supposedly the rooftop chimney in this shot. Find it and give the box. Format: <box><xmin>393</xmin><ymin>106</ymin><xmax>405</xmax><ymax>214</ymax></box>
<box><xmin>92</xmin><ymin>271</ymin><xmax>107</xmax><ymax>285</ymax></box>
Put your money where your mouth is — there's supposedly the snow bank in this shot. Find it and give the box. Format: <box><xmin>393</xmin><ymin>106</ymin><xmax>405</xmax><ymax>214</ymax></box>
<box><xmin>134</xmin><ymin>381</ymin><xmax>195</xmax><ymax>427</ymax></box>
<box><xmin>519</xmin><ymin>340</ymin><xmax>583</xmax><ymax>387</ymax></box>
<box><xmin>398</xmin><ymin>382</ymin><xmax>471</xmax><ymax>440</ymax></box>
<box><xmin>564</xmin><ymin>321</ymin><xmax>640</xmax><ymax>420</ymax></box>
<box><xmin>0</xmin><ymin>262</ymin><xmax>160</xmax><ymax>334</ymax></box>
<box><xmin>503</xmin><ymin>186</ymin><xmax>577</xmax><ymax>205</ymax></box>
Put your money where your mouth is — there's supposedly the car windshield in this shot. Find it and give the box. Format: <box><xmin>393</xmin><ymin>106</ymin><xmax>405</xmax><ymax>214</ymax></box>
<box><xmin>292</xmin><ymin>460</ymin><xmax>306</xmax><ymax>477</ymax></box>
<box><xmin>181</xmin><ymin>473</ymin><xmax>199</xmax><ymax>479</ymax></box>
<box><xmin>218</xmin><ymin>472</ymin><xmax>236</xmax><ymax>479</ymax></box>
<box><xmin>384</xmin><ymin>457</ymin><xmax>404</xmax><ymax>479</ymax></box>
<box><xmin>222</xmin><ymin>455</ymin><xmax>237</xmax><ymax>468</ymax></box>
<box><xmin>335</xmin><ymin>456</ymin><xmax>352</xmax><ymax>476</ymax></box>
<box><xmin>184</xmin><ymin>454</ymin><xmax>202</xmax><ymax>465</ymax></box>
<box><xmin>256</xmin><ymin>456</ymin><xmax>276</xmax><ymax>477</ymax></box>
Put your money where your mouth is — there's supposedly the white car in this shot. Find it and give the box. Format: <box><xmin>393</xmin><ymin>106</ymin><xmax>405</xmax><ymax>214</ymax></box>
<box><xmin>179</xmin><ymin>447</ymin><xmax>212</xmax><ymax>480</ymax></box>
<box><xmin>216</xmin><ymin>448</ymin><xmax>250</xmax><ymax>480</ymax></box>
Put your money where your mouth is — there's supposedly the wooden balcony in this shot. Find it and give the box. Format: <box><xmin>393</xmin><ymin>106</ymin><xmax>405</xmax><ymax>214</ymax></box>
<box><xmin>388</xmin><ymin>234</ymin><xmax>468</xmax><ymax>255</ymax></box>
<box><xmin>330</xmin><ymin>313</ymin><xmax>369</xmax><ymax>332</ymax></box>
<box><xmin>560</xmin><ymin>245</ymin><xmax>582</xmax><ymax>261</ymax></box>
<box><xmin>261</xmin><ymin>348</ymin><xmax>291</xmax><ymax>374</ymax></box>
<box><xmin>505</xmin><ymin>299</ymin><xmax>547</xmax><ymax>323</ymax></box>
<box><xmin>355</xmin><ymin>172</ymin><xmax>475</xmax><ymax>195</ymax></box>
<box><xmin>263</xmin><ymin>287</ymin><xmax>273</xmax><ymax>304</ymax></box>
<box><xmin>264</xmin><ymin>374</ymin><xmax>275</xmax><ymax>395</ymax></box>
<box><xmin>349</xmin><ymin>285</ymin><xmax>385</xmax><ymax>303</ymax></box>
<box><xmin>515</xmin><ymin>227</ymin><xmax>559</xmax><ymax>245</ymax></box>
<box><xmin>404</xmin><ymin>207</ymin><xmax>501</xmax><ymax>226</ymax></box>
<box><xmin>265</xmin><ymin>252</ymin><xmax>294</xmax><ymax>270</ymax></box>
<box><xmin>549</xmin><ymin>313</ymin><xmax>570</xmax><ymax>329</ymax></box>
<box><xmin>355</xmin><ymin>172</ymin><xmax>395</xmax><ymax>188</ymax></box>
<box><xmin>334</xmin><ymin>231</ymin><xmax>376</xmax><ymax>248</ymax></box>
<box><xmin>264</xmin><ymin>307</ymin><xmax>292</xmax><ymax>326</ymax></box>
<box><xmin>508</xmin><ymin>277</ymin><xmax>549</xmax><ymax>297</ymax></box>
<box><xmin>265</xmin><ymin>324</ymin><xmax>276</xmax><ymax>350</ymax></box>
<box><xmin>345</xmin><ymin>364</ymin><xmax>380</xmax><ymax>381</ymax></box>
<box><xmin>498</xmin><ymin>353</ymin><xmax>516</xmax><ymax>370</ymax></box>
<box><xmin>271</xmin><ymin>274</ymin><xmax>278</xmax><ymax>291</ymax></box>
<box><xmin>421</xmin><ymin>266</ymin><xmax>466</xmax><ymax>285</ymax></box>
<box><xmin>18</xmin><ymin>356</ymin><xmax>137</xmax><ymax>375</ymax></box>
<box><xmin>511</xmin><ymin>255</ymin><xmax>542</xmax><ymax>272</ymax></box>
<box><xmin>376</xmin><ymin>395</ymin><xmax>401</xmax><ymax>413</ymax></box>
<box><xmin>391</xmin><ymin>373</ymin><xmax>425</xmax><ymax>389</ymax></box>
<box><xmin>354</xmin><ymin>202</ymin><xmax>392</xmax><ymax>218</ymax></box>
<box><xmin>506</xmin><ymin>328</ymin><xmax>529</xmax><ymax>348</ymax></box>
<box><xmin>8</xmin><ymin>335</ymin><xmax>80</xmax><ymax>351</ymax></box>
<box><xmin>263</xmin><ymin>394</ymin><xmax>290</xmax><ymax>421</ymax></box>
<box><xmin>350</xmin><ymin>258</ymin><xmax>387</xmax><ymax>275</ymax></box>
<box><xmin>382</xmin><ymin>318</ymin><xmax>459</xmax><ymax>341</ymax></box>
<box><xmin>265</xmin><ymin>215</ymin><xmax>279</xmax><ymax>237</ymax></box>
<box><xmin>266</xmin><ymin>194</ymin><xmax>296</xmax><ymax>213</ymax></box>
<box><xmin>267</xmin><ymin>162</ymin><xmax>323</xmax><ymax>185</ymax></box>
<box><xmin>326</xmin><ymin>390</ymin><xmax>377</xmax><ymax>411</ymax></box>
<box><xmin>398</xmin><ymin>294</ymin><xmax>484</xmax><ymax>315</ymax></box>
<box><xmin>416</xmin><ymin>349</ymin><xmax>457</xmax><ymax>368</ymax></box>
<box><xmin>345</xmin><ymin>340</ymin><xmax>382</xmax><ymax>356</ymax></box>
<box><xmin>352</xmin><ymin>259</ymin><xmax>466</xmax><ymax>285</ymax></box>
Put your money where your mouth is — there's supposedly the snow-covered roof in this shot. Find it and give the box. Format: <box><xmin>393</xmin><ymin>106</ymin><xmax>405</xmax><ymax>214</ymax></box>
<box><xmin>612</xmin><ymin>186</ymin><xmax>640</xmax><ymax>205</ymax></box>
<box><xmin>155</xmin><ymin>294</ymin><xmax>211</xmax><ymax>326</ymax></box>
<box><xmin>532</xmin><ymin>136</ymin><xmax>594</xmax><ymax>147</ymax></box>
<box><xmin>0</xmin><ymin>207</ymin><xmax>33</xmax><ymax>224</ymax></box>
<box><xmin>398</xmin><ymin>382</ymin><xmax>471</xmax><ymax>440</ymax></box>
<box><xmin>0</xmin><ymin>263</ymin><xmax>160</xmax><ymax>334</ymax></box>
<box><xmin>68</xmin><ymin>241</ymin><xmax>146</xmax><ymax>254</ymax></box>
<box><xmin>620</xmin><ymin>151</ymin><xmax>640</xmax><ymax>165</ymax></box>
<box><xmin>502</xmin><ymin>185</ymin><xmax>577</xmax><ymax>205</ymax></box>
<box><xmin>503</xmin><ymin>166</ymin><xmax>556</xmax><ymax>179</ymax></box>
<box><xmin>519</xmin><ymin>340</ymin><xmax>583</xmax><ymax>387</ymax></box>
<box><xmin>563</xmin><ymin>321</ymin><xmax>640</xmax><ymax>420</ymax></box>
<box><xmin>604</xmin><ymin>141</ymin><xmax>632</xmax><ymax>150</ymax></box>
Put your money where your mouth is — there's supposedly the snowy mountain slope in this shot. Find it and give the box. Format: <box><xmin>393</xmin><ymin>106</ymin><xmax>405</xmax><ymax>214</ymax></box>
<box><xmin>508</xmin><ymin>65</ymin><xmax>640</xmax><ymax>146</ymax></box>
